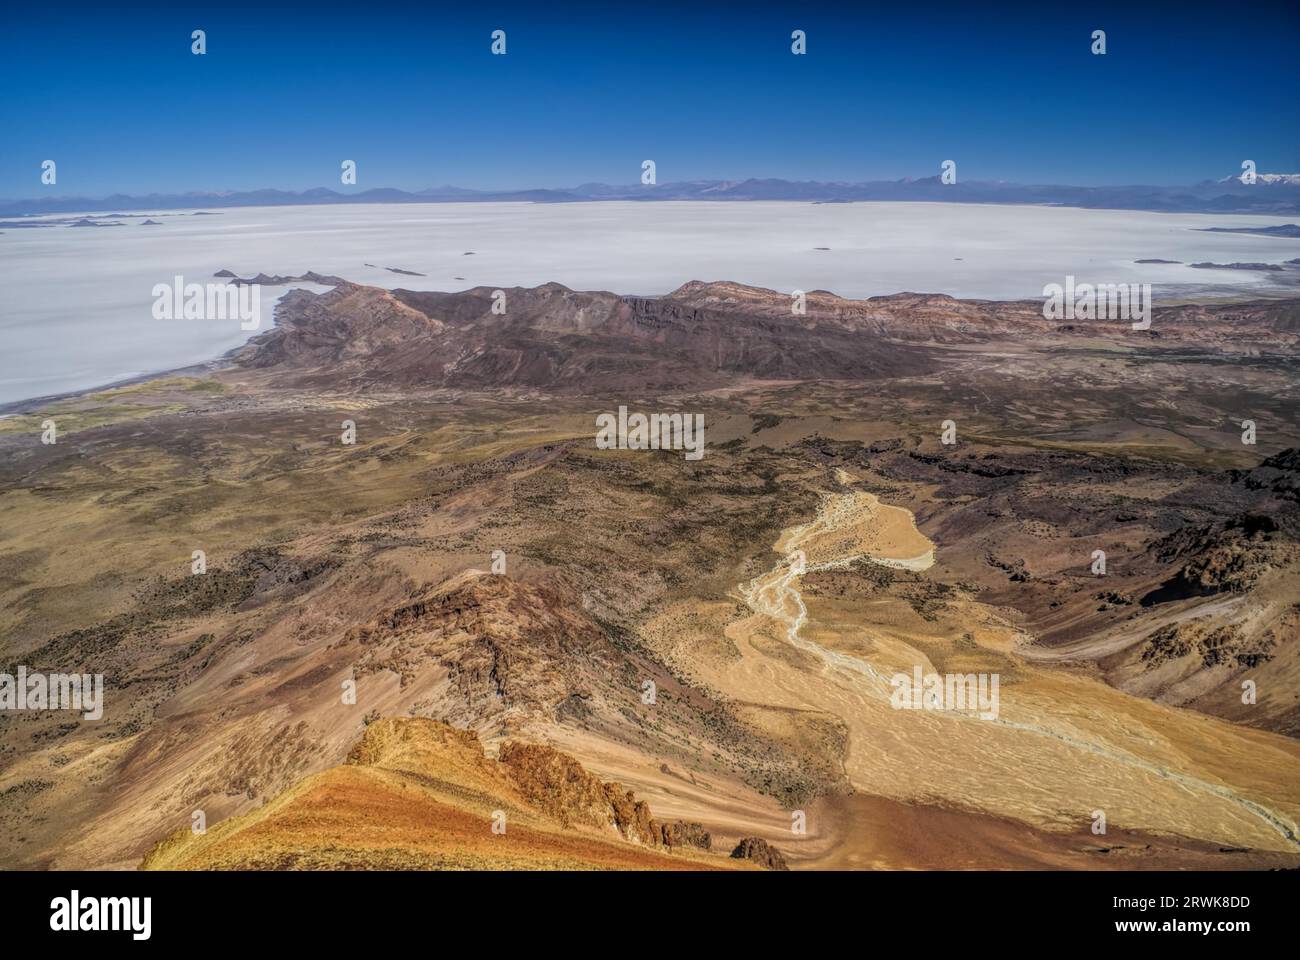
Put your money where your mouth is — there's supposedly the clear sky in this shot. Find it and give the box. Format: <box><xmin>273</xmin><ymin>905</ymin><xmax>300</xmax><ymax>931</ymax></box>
<box><xmin>2</xmin><ymin>0</ymin><xmax>1297</xmax><ymax>198</ymax></box>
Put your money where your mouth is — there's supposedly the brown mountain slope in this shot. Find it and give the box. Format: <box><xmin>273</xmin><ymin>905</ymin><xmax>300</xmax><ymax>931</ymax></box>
<box><xmin>658</xmin><ymin>280</ymin><xmax>1300</xmax><ymax>346</ymax></box>
<box><xmin>229</xmin><ymin>277</ymin><xmax>1300</xmax><ymax>395</ymax></box>
<box><xmin>234</xmin><ymin>280</ymin><xmax>938</xmax><ymax>390</ymax></box>
<box><xmin>141</xmin><ymin>717</ymin><xmax>751</xmax><ymax>870</ymax></box>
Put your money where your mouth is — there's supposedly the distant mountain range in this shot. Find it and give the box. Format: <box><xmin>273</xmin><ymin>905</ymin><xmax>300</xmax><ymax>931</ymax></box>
<box><xmin>4</xmin><ymin>175</ymin><xmax>1300</xmax><ymax>217</ymax></box>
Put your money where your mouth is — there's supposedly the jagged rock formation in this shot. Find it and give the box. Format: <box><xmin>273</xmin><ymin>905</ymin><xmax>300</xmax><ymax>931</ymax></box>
<box><xmin>657</xmin><ymin>820</ymin><xmax>712</xmax><ymax>850</ymax></box>
<box><xmin>499</xmin><ymin>740</ymin><xmax>659</xmax><ymax>843</ymax></box>
<box><xmin>141</xmin><ymin>718</ymin><xmax>741</xmax><ymax>870</ymax></box>
<box><xmin>730</xmin><ymin>836</ymin><xmax>789</xmax><ymax>870</ymax></box>
<box><xmin>348</xmin><ymin>573</ymin><xmax>614</xmax><ymax>720</ymax></box>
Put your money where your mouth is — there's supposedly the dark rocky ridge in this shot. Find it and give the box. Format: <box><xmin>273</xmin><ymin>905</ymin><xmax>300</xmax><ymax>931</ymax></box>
<box><xmin>230</xmin><ymin>278</ymin><xmax>1300</xmax><ymax>395</ymax></box>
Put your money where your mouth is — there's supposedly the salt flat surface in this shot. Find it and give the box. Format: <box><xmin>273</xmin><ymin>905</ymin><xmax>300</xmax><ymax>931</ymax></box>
<box><xmin>2</xmin><ymin>200</ymin><xmax>1297</xmax><ymax>404</ymax></box>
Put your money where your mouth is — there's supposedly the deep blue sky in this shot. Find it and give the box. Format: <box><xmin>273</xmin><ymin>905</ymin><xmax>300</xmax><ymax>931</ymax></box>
<box><xmin>2</xmin><ymin>1</ymin><xmax>1297</xmax><ymax>198</ymax></box>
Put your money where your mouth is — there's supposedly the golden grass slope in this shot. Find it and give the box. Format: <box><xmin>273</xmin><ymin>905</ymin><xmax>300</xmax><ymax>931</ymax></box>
<box><xmin>141</xmin><ymin>718</ymin><xmax>746</xmax><ymax>871</ymax></box>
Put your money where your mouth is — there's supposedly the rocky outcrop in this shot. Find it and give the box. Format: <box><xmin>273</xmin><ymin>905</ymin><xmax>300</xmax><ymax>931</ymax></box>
<box><xmin>497</xmin><ymin>740</ymin><xmax>713</xmax><ymax>850</ymax></box>
<box><xmin>1233</xmin><ymin>449</ymin><xmax>1300</xmax><ymax>506</ymax></box>
<box><xmin>144</xmin><ymin>718</ymin><xmax>741</xmax><ymax>870</ymax></box>
<box><xmin>217</xmin><ymin>269</ymin><xmax>347</xmax><ymax>286</ymax></box>
<box><xmin>349</xmin><ymin>574</ymin><xmax>609</xmax><ymax>715</ymax></box>
<box><xmin>1139</xmin><ymin>619</ymin><xmax>1273</xmax><ymax>669</ymax></box>
<box><xmin>657</xmin><ymin>820</ymin><xmax>712</xmax><ymax>850</ymax></box>
<box><xmin>498</xmin><ymin>740</ymin><xmax>658</xmax><ymax>844</ymax></box>
<box><xmin>1144</xmin><ymin>517</ymin><xmax>1298</xmax><ymax>606</ymax></box>
<box><xmin>358</xmin><ymin>720</ymin><xmax>715</xmax><ymax>855</ymax></box>
<box><xmin>730</xmin><ymin>836</ymin><xmax>789</xmax><ymax>870</ymax></box>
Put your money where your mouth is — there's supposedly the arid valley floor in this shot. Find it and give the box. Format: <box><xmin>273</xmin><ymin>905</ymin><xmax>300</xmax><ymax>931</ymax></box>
<box><xmin>2</xmin><ymin>278</ymin><xmax>1299</xmax><ymax>870</ymax></box>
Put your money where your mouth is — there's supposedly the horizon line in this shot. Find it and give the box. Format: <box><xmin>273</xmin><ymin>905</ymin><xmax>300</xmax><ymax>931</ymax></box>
<box><xmin>9</xmin><ymin>171</ymin><xmax>1300</xmax><ymax>207</ymax></box>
